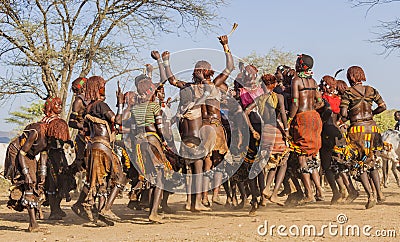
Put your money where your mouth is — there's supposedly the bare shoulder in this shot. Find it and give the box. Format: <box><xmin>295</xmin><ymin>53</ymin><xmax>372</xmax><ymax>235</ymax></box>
<box><xmin>310</xmin><ymin>78</ymin><xmax>318</xmax><ymax>86</ymax></box>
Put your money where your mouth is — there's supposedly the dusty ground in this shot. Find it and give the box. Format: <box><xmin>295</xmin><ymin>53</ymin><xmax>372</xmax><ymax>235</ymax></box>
<box><xmin>1</xmin><ymin>179</ymin><xmax>400</xmax><ymax>242</ymax></box>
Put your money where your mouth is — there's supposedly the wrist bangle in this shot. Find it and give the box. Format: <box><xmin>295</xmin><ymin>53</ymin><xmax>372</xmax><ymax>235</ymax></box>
<box><xmin>222</xmin><ymin>68</ymin><xmax>231</xmax><ymax>75</ymax></box>
<box><xmin>22</xmin><ymin>167</ymin><xmax>29</xmax><ymax>175</ymax></box>
<box><xmin>20</xmin><ymin>150</ymin><xmax>27</xmax><ymax>156</ymax></box>
<box><xmin>157</xmin><ymin>59</ymin><xmax>163</xmax><ymax>64</ymax></box>
<box><xmin>224</xmin><ymin>49</ymin><xmax>231</xmax><ymax>53</ymax></box>
<box><xmin>163</xmin><ymin>60</ymin><xmax>170</xmax><ymax>66</ymax></box>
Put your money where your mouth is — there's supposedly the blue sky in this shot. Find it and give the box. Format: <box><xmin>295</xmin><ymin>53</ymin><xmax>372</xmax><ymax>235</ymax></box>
<box><xmin>1</xmin><ymin>0</ymin><xmax>399</xmax><ymax>131</ymax></box>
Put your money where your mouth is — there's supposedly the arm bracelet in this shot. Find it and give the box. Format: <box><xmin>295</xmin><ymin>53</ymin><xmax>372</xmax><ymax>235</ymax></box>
<box><xmin>39</xmin><ymin>167</ymin><xmax>47</xmax><ymax>176</ymax></box>
<box><xmin>117</xmin><ymin>104</ymin><xmax>123</xmax><ymax>116</ymax></box>
<box><xmin>22</xmin><ymin>167</ymin><xmax>29</xmax><ymax>175</ymax></box>
<box><xmin>163</xmin><ymin>60</ymin><xmax>170</xmax><ymax>66</ymax></box>
<box><xmin>222</xmin><ymin>68</ymin><xmax>232</xmax><ymax>75</ymax></box>
<box><xmin>20</xmin><ymin>150</ymin><xmax>27</xmax><ymax>156</ymax></box>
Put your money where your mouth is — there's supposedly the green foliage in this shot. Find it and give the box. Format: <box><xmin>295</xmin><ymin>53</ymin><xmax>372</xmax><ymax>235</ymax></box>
<box><xmin>5</xmin><ymin>101</ymin><xmax>44</xmax><ymax>131</ymax></box>
<box><xmin>373</xmin><ymin>109</ymin><xmax>397</xmax><ymax>132</ymax></box>
<box><xmin>241</xmin><ymin>48</ymin><xmax>296</xmax><ymax>74</ymax></box>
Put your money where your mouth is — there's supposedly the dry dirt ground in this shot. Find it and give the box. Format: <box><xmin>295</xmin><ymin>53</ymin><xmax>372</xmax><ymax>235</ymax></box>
<box><xmin>1</xmin><ymin>179</ymin><xmax>400</xmax><ymax>242</ymax></box>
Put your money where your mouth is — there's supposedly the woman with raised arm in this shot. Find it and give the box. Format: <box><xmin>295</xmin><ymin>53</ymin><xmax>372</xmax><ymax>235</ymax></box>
<box><xmin>162</xmin><ymin>35</ymin><xmax>233</xmax><ymax>211</ymax></box>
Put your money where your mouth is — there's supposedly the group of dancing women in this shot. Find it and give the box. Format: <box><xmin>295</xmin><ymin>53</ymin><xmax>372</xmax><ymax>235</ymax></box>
<box><xmin>3</xmin><ymin>34</ymin><xmax>390</xmax><ymax>231</ymax></box>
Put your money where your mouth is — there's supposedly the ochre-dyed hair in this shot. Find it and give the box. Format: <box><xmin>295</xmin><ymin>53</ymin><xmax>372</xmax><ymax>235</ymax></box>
<box><xmin>261</xmin><ymin>74</ymin><xmax>277</xmax><ymax>86</ymax></box>
<box><xmin>44</xmin><ymin>96</ymin><xmax>62</xmax><ymax>116</ymax></box>
<box><xmin>71</xmin><ymin>77</ymin><xmax>87</xmax><ymax>94</ymax></box>
<box><xmin>320</xmin><ymin>75</ymin><xmax>337</xmax><ymax>93</ymax></box>
<box><xmin>244</xmin><ymin>65</ymin><xmax>258</xmax><ymax>75</ymax></box>
<box><xmin>243</xmin><ymin>64</ymin><xmax>258</xmax><ymax>83</ymax></box>
<box><xmin>124</xmin><ymin>91</ymin><xmax>137</xmax><ymax>106</ymax></box>
<box><xmin>347</xmin><ymin>66</ymin><xmax>366</xmax><ymax>84</ymax></box>
<box><xmin>85</xmin><ymin>76</ymin><xmax>106</xmax><ymax>101</ymax></box>
<box><xmin>336</xmin><ymin>79</ymin><xmax>349</xmax><ymax>95</ymax></box>
<box><xmin>47</xmin><ymin>118</ymin><xmax>70</xmax><ymax>141</ymax></box>
<box><xmin>194</xmin><ymin>60</ymin><xmax>215</xmax><ymax>79</ymax></box>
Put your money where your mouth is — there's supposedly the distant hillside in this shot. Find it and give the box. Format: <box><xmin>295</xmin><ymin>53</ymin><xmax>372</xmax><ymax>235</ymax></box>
<box><xmin>0</xmin><ymin>131</ymin><xmax>14</xmax><ymax>143</ymax></box>
<box><xmin>0</xmin><ymin>131</ymin><xmax>13</xmax><ymax>138</ymax></box>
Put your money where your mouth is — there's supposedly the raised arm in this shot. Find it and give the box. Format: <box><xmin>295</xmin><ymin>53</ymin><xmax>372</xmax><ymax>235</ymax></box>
<box><xmin>214</xmin><ymin>35</ymin><xmax>234</xmax><ymax>88</ymax></box>
<box><xmin>150</xmin><ymin>51</ymin><xmax>168</xmax><ymax>85</ymax></box>
<box><xmin>145</xmin><ymin>64</ymin><xmax>153</xmax><ymax>79</ymax></box>
<box><xmin>162</xmin><ymin>51</ymin><xmax>186</xmax><ymax>89</ymax></box>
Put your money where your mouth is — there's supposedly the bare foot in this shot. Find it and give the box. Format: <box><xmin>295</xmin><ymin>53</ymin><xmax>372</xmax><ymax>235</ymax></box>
<box><xmin>301</xmin><ymin>196</ymin><xmax>316</xmax><ymax>204</ymax></box>
<box><xmin>212</xmin><ymin>195</ymin><xmax>224</xmax><ymax>205</ymax></box>
<box><xmin>28</xmin><ymin>223</ymin><xmax>39</xmax><ymax>232</ymax></box>
<box><xmin>225</xmin><ymin>197</ymin><xmax>232</xmax><ymax>208</ymax></box>
<box><xmin>262</xmin><ymin>187</ymin><xmax>272</xmax><ymax>199</ymax></box>
<box><xmin>330</xmin><ymin>193</ymin><xmax>342</xmax><ymax>205</ymax></box>
<box><xmin>315</xmin><ymin>195</ymin><xmax>325</xmax><ymax>202</ymax></box>
<box><xmin>184</xmin><ymin>201</ymin><xmax>191</xmax><ymax>211</ymax></box>
<box><xmin>99</xmin><ymin>209</ymin><xmax>121</xmax><ymax>222</ymax></box>
<box><xmin>259</xmin><ymin>195</ymin><xmax>267</xmax><ymax>207</ymax></box>
<box><xmin>346</xmin><ymin>191</ymin><xmax>359</xmax><ymax>203</ymax></box>
<box><xmin>194</xmin><ymin>202</ymin><xmax>211</xmax><ymax>211</ymax></box>
<box><xmin>377</xmin><ymin>196</ymin><xmax>386</xmax><ymax>204</ymax></box>
<box><xmin>149</xmin><ymin>214</ymin><xmax>164</xmax><ymax>224</ymax></box>
<box><xmin>231</xmin><ymin>196</ymin><xmax>238</xmax><ymax>207</ymax></box>
<box><xmin>365</xmin><ymin>198</ymin><xmax>376</xmax><ymax>209</ymax></box>
<box><xmin>269</xmin><ymin>195</ymin><xmax>284</xmax><ymax>206</ymax></box>
<box><xmin>249</xmin><ymin>203</ymin><xmax>257</xmax><ymax>216</ymax></box>
<box><xmin>202</xmin><ymin>197</ymin><xmax>211</xmax><ymax>207</ymax></box>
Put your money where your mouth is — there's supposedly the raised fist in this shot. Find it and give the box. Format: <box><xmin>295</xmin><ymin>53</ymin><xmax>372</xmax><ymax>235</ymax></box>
<box><xmin>162</xmin><ymin>51</ymin><xmax>170</xmax><ymax>61</ymax></box>
<box><xmin>151</xmin><ymin>50</ymin><xmax>161</xmax><ymax>60</ymax></box>
<box><xmin>218</xmin><ymin>35</ymin><xmax>228</xmax><ymax>45</ymax></box>
<box><xmin>116</xmin><ymin>81</ymin><xmax>124</xmax><ymax>105</ymax></box>
<box><xmin>145</xmin><ymin>64</ymin><xmax>154</xmax><ymax>74</ymax></box>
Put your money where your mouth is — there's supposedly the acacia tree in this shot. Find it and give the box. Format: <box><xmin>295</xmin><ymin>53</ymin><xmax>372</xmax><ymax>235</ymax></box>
<box><xmin>0</xmin><ymin>0</ymin><xmax>227</xmax><ymax>118</ymax></box>
<box><xmin>350</xmin><ymin>0</ymin><xmax>400</xmax><ymax>54</ymax></box>
<box><xmin>241</xmin><ymin>48</ymin><xmax>296</xmax><ymax>74</ymax></box>
<box><xmin>5</xmin><ymin>101</ymin><xmax>44</xmax><ymax>131</ymax></box>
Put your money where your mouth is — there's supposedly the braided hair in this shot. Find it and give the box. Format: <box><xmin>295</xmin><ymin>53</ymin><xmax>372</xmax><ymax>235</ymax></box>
<box><xmin>85</xmin><ymin>76</ymin><xmax>106</xmax><ymax>101</ymax></box>
<box><xmin>44</xmin><ymin>96</ymin><xmax>62</xmax><ymax>117</ymax></box>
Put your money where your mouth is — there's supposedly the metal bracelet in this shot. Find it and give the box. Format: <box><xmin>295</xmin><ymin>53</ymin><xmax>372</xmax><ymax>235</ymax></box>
<box><xmin>20</xmin><ymin>150</ymin><xmax>27</xmax><ymax>156</ymax></box>
<box><xmin>22</xmin><ymin>167</ymin><xmax>29</xmax><ymax>175</ymax></box>
<box><xmin>39</xmin><ymin>168</ymin><xmax>47</xmax><ymax>176</ymax></box>
<box><xmin>222</xmin><ymin>68</ymin><xmax>231</xmax><ymax>75</ymax></box>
